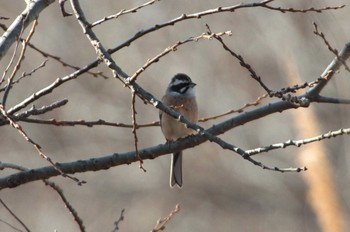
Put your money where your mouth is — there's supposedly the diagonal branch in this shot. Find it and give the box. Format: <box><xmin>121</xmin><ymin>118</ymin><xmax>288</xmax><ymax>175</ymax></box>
<box><xmin>0</xmin><ymin>162</ymin><xmax>85</xmax><ymax>231</ymax></box>
<box><xmin>0</xmin><ymin>0</ymin><xmax>55</xmax><ymax>61</ymax></box>
<box><xmin>313</xmin><ymin>22</ymin><xmax>350</xmax><ymax>72</ymax></box>
<box><xmin>90</xmin><ymin>0</ymin><xmax>161</xmax><ymax>27</ymax></box>
<box><xmin>0</xmin><ymin>99</ymin><xmax>306</xmax><ymax>190</ymax></box>
<box><xmin>70</xmin><ymin>0</ymin><xmax>297</xmax><ymax>173</ymax></box>
<box><xmin>0</xmin><ymin>198</ymin><xmax>30</xmax><ymax>232</ymax></box>
<box><xmin>306</xmin><ymin>42</ymin><xmax>350</xmax><ymax>98</ymax></box>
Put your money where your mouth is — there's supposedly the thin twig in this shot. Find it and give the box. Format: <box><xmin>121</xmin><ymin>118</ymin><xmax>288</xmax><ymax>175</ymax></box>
<box><xmin>246</xmin><ymin>127</ymin><xmax>350</xmax><ymax>156</ymax></box>
<box><xmin>70</xmin><ymin>0</ymin><xmax>303</xmax><ymax>173</ymax></box>
<box><xmin>0</xmin><ymin>219</ymin><xmax>23</xmax><ymax>232</ymax></box>
<box><xmin>0</xmin><ymin>18</ymin><xmax>26</xmax><ymax>86</ymax></box>
<box><xmin>313</xmin><ymin>22</ymin><xmax>350</xmax><ymax>72</ymax></box>
<box><xmin>111</xmin><ymin>209</ymin><xmax>125</xmax><ymax>232</ymax></box>
<box><xmin>0</xmin><ymin>20</ymin><xmax>107</xmax><ymax>79</ymax></box>
<box><xmin>0</xmin><ymin>198</ymin><xmax>30</xmax><ymax>232</ymax></box>
<box><xmin>129</xmin><ymin>30</ymin><xmax>232</xmax><ymax>82</ymax></box>
<box><xmin>15</xmin><ymin>99</ymin><xmax>68</xmax><ymax>118</ymax></box>
<box><xmin>0</xmin><ymin>162</ymin><xmax>85</xmax><ymax>232</ymax></box>
<box><xmin>0</xmin><ymin>60</ymin><xmax>48</xmax><ymax>92</ymax></box>
<box><xmin>0</xmin><ymin>104</ymin><xmax>84</xmax><ymax>185</ymax></box>
<box><xmin>199</xmin><ymin>94</ymin><xmax>268</xmax><ymax>122</ymax></box>
<box><xmin>26</xmin><ymin>42</ymin><xmax>109</xmax><ymax>79</ymax></box>
<box><xmin>151</xmin><ymin>204</ymin><xmax>180</xmax><ymax>232</ymax></box>
<box><xmin>108</xmin><ymin>0</ymin><xmax>342</xmax><ymax>54</ymax></box>
<box><xmin>12</xmin><ymin>118</ymin><xmax>160</xmax><ymax>128</ymax></box>
<box><xmin>91</xmin><ymin>0</ymin><xmax>160</xmax><ymax>27</ymax></box>
<box><xmin>131</xmin><ymin>89</ymin><xmax>146</xmax><ymax>172</ymax></box>
<box><xmin>206</xmin><ymin>24</ymin><xmax>271</xmax><ymax>95</ymax></box>
<box><xmin>45</xmin><ymin>181</ymin><xmax>85</xmax><ymax>232</ymax></box>
<box><xmin>262</xmin><ymin>3</ymin><xmax>345</xmax><ymax>13</ymax></box>
<box><xmin>2</xmin><ymin>19</ymin><xmax>38</xmax><ymax>108</ymax></box>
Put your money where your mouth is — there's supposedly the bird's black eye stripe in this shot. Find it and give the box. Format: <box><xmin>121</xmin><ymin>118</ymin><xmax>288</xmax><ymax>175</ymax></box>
<box><xmin>171</xmin><ymin>82</ymin><xmax>190</xmax><ymax>94</ymax></box>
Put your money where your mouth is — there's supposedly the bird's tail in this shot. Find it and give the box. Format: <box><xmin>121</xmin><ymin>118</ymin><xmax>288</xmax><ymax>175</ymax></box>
<box><xmin>170</xmin><ymin>151</ymin><xmax>183</xmax><ymax>188</ymax></box>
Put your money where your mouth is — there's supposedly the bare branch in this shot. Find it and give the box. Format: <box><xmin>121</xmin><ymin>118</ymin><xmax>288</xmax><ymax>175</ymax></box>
<box><xmin>151</xmin><ymin>204</ymin><xmax>180</xmax><ymax>232</ymax></box>
<box><xmin>111</xmin><ymin>209</ymin><xmax>125</xmax><ymax>232</ymax></box>
<box><xmin>6</xmin><ymin>65</ymin><xmax>93</xmax><ymax>115</ymax></box>
<box><xmin>45</xmin><ymin>181</ymin><xmax>85</xmax><ymax>232</ymax></box>
<box><xmin>314</xmin><ymin>96</ymin><xmax>350</xmax><ymax>104</ymax></box>
<box><xmin>91</xmin><ymin>0</ymin><xmax>161</xmax><ymax>27</ymax></box>
<box><xmin>0</xmin><ymin>198</ymin><xmax>30</xmax><ymax>232</ymax></box>
<box><xmin>2</xmin><ymin>19</ymin><xmax>38</xmax><ymax>108</ymax></box>
<box><xmin>247</xmin><ymin>128</ymin><xmax>350</xmax><ymax>156</ymax></box>
<box><xmin>313</xmin><ymin>22</ymin><xmax>350</xmax><ymax>72</ymax></box>
<box><xmin>16</xmin><ymin>99</ymin><xmax>68</xmax><ymax>118</ymax></box>
<box><xmin>130</xmin><ymin>30</ymin><xmax>232</xmax><ymax>82</ymax></box>
<box><xmin>0</xmin><ymin>104</ymin><xmax>84</xmax><ymax>185</ymax></box>
<box><xmin>0</xmin><ymin>60</ymin><xmax>48</xmax><ymax>92</ymax></box>
<box><xmin>0</xmin><ymin>162</ymin><xmax>85</xmax><ymax>231</ymax></box>
<box><xmin>13</xmin><ymin>118</ymin><xmax>159</xmax><ymax>128</ymax></box>
<box><xmin>199</xmin><ymin>94</ymin><xmax>268</xmax><ymax>122</ymax></box>
<box><xmin>207</xmin><ymin>24</ymin><xmax>271</xmax><ymax>94</ymax></box>
<box><xmin>306</xmin><ymin>43</ymin><xmax>350</xmax><ymax>98</ymax></box>
<box><xmin>0</xmin><ymin>0</ymin><xmax>55</xmax><ymax>61</ymax></box>
<box><xmin>108</xmin><ymin>0</ymin><xmax>343</xmax><ymax>54</ymax></box>
<box><xmin>70</xmin><ymin>0</ymin><xmax>297</xmax><ymax>172</ymax></box>
<box><xmin>261</xmin><ymin>3</ymin><xmax>345</xmax><ymax>13</ymax></box>
<box><xmin>131</xmin><ymin>89</ymin><xmax>146</xmax><ymax>172</ymax></box>
<box><xmin>26</xmin><ymin>42</ymin><xmax>109</xmax><ymax>79</ymax></box>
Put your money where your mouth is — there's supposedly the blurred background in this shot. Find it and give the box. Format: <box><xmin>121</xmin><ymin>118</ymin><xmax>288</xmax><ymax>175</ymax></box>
<box><xmin>1</xmin><ymin>0</ymin><xmax>350</xmax><ymax>231</ymax></box>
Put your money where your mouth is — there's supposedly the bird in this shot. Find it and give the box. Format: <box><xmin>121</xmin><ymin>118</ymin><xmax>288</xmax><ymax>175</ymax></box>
<box><xmin>160</xmin><ymin>73</ymin><xmax>198</xmax><ymax>187</ymax></box>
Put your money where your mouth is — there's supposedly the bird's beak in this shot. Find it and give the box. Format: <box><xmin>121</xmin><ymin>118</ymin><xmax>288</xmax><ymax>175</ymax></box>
<box><xmin>190</xmin><ymin>82</ymin><xmax>196</xmax><ymax>87</ymax></box>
